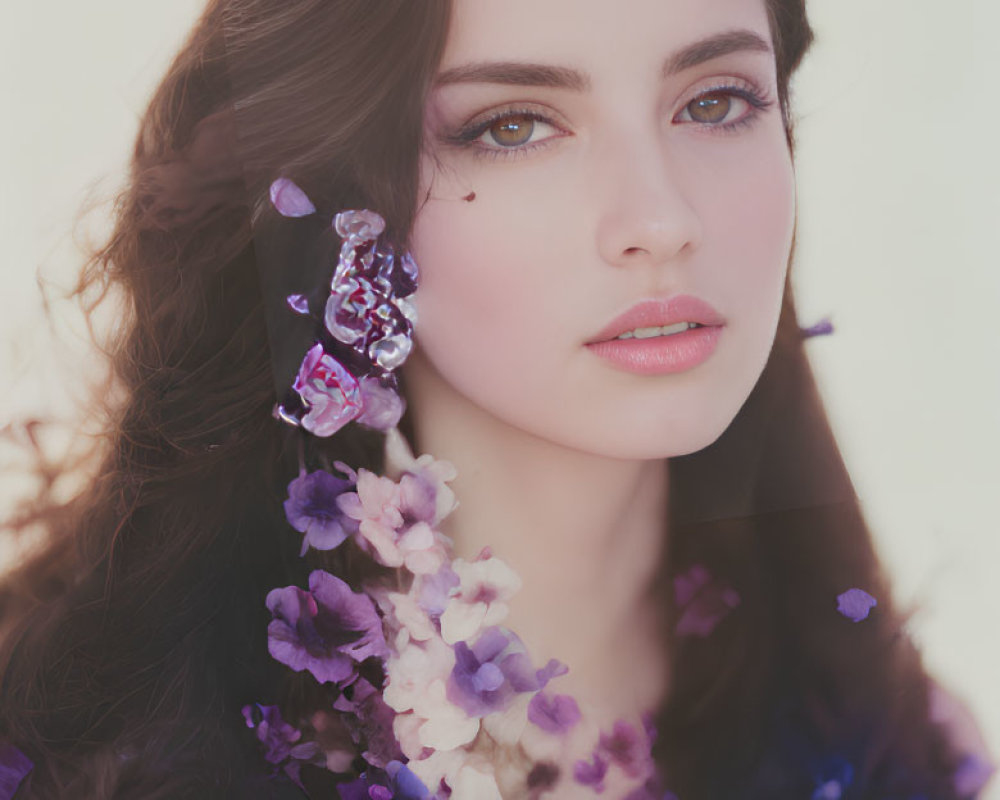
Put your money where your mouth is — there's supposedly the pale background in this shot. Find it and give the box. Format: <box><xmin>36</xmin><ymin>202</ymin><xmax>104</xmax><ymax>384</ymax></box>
<box><xmin>1</xmin><ymin>1</ymin><xmax>997</xmax><ymax>792</ymax></box>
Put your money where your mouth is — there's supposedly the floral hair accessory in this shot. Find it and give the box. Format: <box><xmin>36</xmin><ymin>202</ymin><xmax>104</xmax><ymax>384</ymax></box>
<box><xmin>270</xmin><ymin>178</ymin><xmax>418</xmax><ymax>438</ymax></box>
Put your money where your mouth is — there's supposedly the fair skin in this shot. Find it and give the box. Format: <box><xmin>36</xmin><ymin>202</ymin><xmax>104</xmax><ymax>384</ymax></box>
<box><xmin>403</xmin><ymin>0</ymin><xmax>794</xmax><ymax>741</ymax></box>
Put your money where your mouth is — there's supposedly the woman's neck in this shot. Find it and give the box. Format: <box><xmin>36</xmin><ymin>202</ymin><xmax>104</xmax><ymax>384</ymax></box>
<box><xmin>404</xmin><ymin>363</ymin><xmax>671</xmax><ymax>717</ymax></box>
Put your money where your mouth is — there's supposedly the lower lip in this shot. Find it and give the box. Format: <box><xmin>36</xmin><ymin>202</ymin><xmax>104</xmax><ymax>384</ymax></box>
<box><xmin>585</xmin><ymin>325</ymin><xmax>723</xmax><ymax>375</ymax></box>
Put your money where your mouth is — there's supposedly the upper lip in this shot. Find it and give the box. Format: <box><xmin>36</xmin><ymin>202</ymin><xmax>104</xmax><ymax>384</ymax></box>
<box><xmin>587</xmin><ymin>294</ymin><xmax>725</xmax><ymax>343</ymax></box>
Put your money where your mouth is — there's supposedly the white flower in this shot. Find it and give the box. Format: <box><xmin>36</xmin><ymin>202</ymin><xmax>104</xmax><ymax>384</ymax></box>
<box><xmin>406</xmin><ymin>748</ymin><xmax>501</xmax><ymax>800</ymax></box>
<box><xmin>440</xmin><ymin>556</ymin><xmax>522</xmax><ymax>645</ymax></box>
<box><xmin>384</xmin><ymin>427</ymin><xmax>458</xmax><ymax>524</ymax></box>
<box><xmin>413</xmin><ymin>679</ymin><xmax>480</xmax><ymax>750</ymax></box>
<box><xmin>383</xmin><ymin>637</ymin><xmax>454</xmax><ymax>714</ymax></box>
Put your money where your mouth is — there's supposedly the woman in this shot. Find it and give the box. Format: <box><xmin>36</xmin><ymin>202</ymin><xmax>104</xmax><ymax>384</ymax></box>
<box><xmin>0</xmin><ymin>0</ymin><xmax>992</xmax><ymax>798</ymax></box>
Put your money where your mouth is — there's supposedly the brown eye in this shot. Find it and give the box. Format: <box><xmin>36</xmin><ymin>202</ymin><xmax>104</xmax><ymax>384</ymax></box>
<box><xmin>488</xmin><ymin>114</ymin><xmax>536</xmax><ymax>147</ymax></box>
<box><xmin>687</xmin><ymin>91</ymin><xmax>733</xmax><ymax>124</ymax></box>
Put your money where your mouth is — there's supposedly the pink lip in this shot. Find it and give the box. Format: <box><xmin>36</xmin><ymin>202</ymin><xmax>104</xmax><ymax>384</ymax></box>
<box><xmin>587</xmin><ymin>295</ymin><xmax>725</xmax><ymax>344</ymax></box>
<box><xmin>585</xmin><ymin>294</ymin><xmax>725</xmax><ymax>376</ymax></box>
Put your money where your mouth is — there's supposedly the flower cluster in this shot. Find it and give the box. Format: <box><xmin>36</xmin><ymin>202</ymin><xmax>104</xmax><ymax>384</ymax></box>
<box><xmin>270</xmin><ymin>179</ymin><xmax>417</xmax><ymax>437</ymax></box>
<box><xmin>246</xmin><ymin>424</ymin><xmax>912</xmax><ymax>799</ymax></box>
<box><xmin>248</xmin><ymin>437</ymin><xmax>668</xmax><ymax>798</ymax></box>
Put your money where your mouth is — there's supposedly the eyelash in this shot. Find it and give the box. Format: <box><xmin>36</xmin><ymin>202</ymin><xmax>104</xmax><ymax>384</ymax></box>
<box><xmin>446</xmin><ymin>80</ymin><xmax>775</xmax><ymax>162</ymax></box>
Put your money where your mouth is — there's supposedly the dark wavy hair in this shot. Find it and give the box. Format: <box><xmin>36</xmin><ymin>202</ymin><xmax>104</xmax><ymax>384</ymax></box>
<box><xmin>0</xmin><ymin>1</ymin><xmax>969</xmax><ymax>797</ymax></box>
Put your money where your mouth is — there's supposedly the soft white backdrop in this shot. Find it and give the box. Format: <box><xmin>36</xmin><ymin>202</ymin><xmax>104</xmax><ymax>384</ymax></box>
<box><xmin>1</xmin><ymin>1</ymin><xmax>997</xmax><ymax>792</ymax></box>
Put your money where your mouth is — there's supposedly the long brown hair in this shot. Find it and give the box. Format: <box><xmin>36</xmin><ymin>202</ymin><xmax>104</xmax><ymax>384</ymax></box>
<box><xmin>0</xmin><ymin>1</ymin><xmax>967</xmax><ymax>797</ymax></box>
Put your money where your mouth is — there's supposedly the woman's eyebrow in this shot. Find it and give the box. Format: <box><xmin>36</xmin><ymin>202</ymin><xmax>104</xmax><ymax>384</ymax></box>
<box><xmin>433</xmin><ymin>28</ymin><xmax>772</xmax><ymax>90</ymax></box>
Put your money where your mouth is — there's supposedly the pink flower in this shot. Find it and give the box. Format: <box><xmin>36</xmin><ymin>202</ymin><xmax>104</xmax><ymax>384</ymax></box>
<box><xmin>356</xmin><ymin>376</ymin><xmax>406</xmax><ymax>432</ymax></box>
<box><xmin>337</xmin><ymin>470</ymin><xmax>405</xmax><ymax>567</ymax></box>
<box><xmin>397</xmin><ymin>522</ymin><xmax>449</xmax><ymax>576</ymax></box>
<box><xmin>384</xmin><ymin>428</ymin><xmax>458</xmax><ymax>525</ymax></box>
<box><xmin>291</xmin><ymin>344</ymin><xmax>363</xmax><ymax>437</ymax></box>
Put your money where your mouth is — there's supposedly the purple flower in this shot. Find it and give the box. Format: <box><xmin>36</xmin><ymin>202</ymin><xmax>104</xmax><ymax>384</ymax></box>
<box><xmin>292</xmin><ymin>344</ymin><xmax>363</xmax><ymax>437</ymax></box>
<box><xmin>332</xmin><ymin>678</ymin><xmax>403</xmax><ymax>769</ymax></box>
<box><xmin>953</xmin><ymin>753</ymin><xmax>997</xmax><ymax>796</ymax></box>
<box><xmin>836</xmin><ymin>588</ymin><xmax>877</xmax><ymax>622</ymax></box>
<box><xmin>674</xmin><ymin>564</ymin><xmax>740</xmax><ymax>637</ymax></box>
<box><xmin>267</xmin><ymin>570</ymin><xmax>389</xmax><ymax>685</ymax></box>
<box><xmin>284</xmin><ymin>470</ymin><xmax>356</xmax><ymax>556</ymax></box>
<box><xmin>573</xmin><ymin>753</ymin><xmax>608</xmax><ymax>791</ymax></box>
<box><xmin>241</xmin><ymin>704</ymin><xmax>304</xmax><ymax>765</ymax></box>
<box><xmin>336</xmin><ymin>760</ymin><xmax>429</xmax><ymax>800</ymax></box>
<box><xmin>597</xmin><ymin>719</ymin><xmax>652</xmax><ymax>778</ymax></box>
<box><xmin>447</xmin><ymin>627</ymin><xmax>539</xmax><ymax>717</ymax></box>
<box><xmin>528</xmin><ymin>691</ymin><xmax>581</xmax><ymax>734</ymax></box>
<box><xmin>270</xmin><ymin>177</ymin><xmax>316</xmax><ymax>218</ymax></box>
<box><xmin>811</xmin><ymin>755</ymin><xmax>854</xmax><ymax>800</ymax></box>
<box><xmin>0</xmin><ymin>742</ymin><xmax>33</xmax><ymax>800</ymax></box>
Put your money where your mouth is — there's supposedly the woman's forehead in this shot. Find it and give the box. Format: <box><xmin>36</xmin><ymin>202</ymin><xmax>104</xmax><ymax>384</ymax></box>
<box><xmin>440</xmin><ymin>0</ymin><xmax>773</xmax><ymax>76</ymax></box>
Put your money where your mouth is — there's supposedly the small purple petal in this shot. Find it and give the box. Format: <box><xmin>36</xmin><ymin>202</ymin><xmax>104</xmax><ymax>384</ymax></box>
<box><xmin>0</xmin><ymin>743</ymin><xmax>33</xmax><ymax>800</ymax></box>
<box><xmin>674</xmin><ymin>564</ymin><xmax>741</xmax><ymax>637</ymax></box>
<box><xmin>836</xmin><ymin>588</ymin><xmax>877</xmax><ymax>623</ymax></box>
<box><xmin>417</xmin><ymin>565</ymin><xmax>460</xmax><ymax>618</ymax></box>
<box><xmin>241</xmin><ymin>704</ymin><xmax>303</xmax><ymax>765</ymax></box>
<box><xmin>528</xmin><ymin>692</ymin><xmax>582</xmax><ymax>734</ymax></box>
<box><xmin>536</xmin><ymin>658</ymin><xmax>569</xmax><ymax>686</ymax></box>
<box><xmin>573</xmin><ymin>754</ymin><xmax>608</xmax><ymax>789</ymax></box>
<box><xmin>270</xmin><ymin>177</ymin><xmax>317</xmax><ymax>218</ymax></box>
<box><xmin>471</xmin><ymin>627</ymin><xmax>513</xmax><ymax>663</ymax></box>
<box><xmin>953</xmin><ymin>753</ymin><xmax>996</xmax><ymax>796</ymax></box>
<box><xmin>598</xmin><ymin>720</ymin><xmax>650</xmax><ymax>777</ymax></box>
<box><xmin>386</xmin><ymin>761</ymin><xmax>431</xmax><ymax>800</ymax></box>
<box><xmin>502</xmin><ymin>651</ymin><xmax>542</xmax><ymax>692</ymax></box>
<box><xmin>800</xmin><ymin>316</ymin><xmax>835</xmax><ymax>339</ymax></box>
<box><xmin>673</xmin><ymin>564</ymin><xmax>710</xmax><ymax>606</ymax></box>
<box><xmin>472</xmin><ymin>662</ymin><xmax>505</xmax><ymax>693</ymax></box>
<box><xmin>287</xmin><ymin>294</ymin><xmax>311</xmax><ymax>315</ymax></box>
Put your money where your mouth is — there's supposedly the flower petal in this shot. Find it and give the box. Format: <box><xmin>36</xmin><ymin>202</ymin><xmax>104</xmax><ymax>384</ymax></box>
<box><xmin>270</xmin><ymin>177</ymin><xmax>316</xmax><ymax>218</ymax></box>
<box><xmin>836</xmin><ymin>588</ymin><xmax>877</xmax><ymax>623</ymax></box>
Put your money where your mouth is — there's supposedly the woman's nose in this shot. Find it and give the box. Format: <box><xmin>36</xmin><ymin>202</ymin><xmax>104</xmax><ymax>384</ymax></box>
<box><xmin>593</xmin><ymin>136</ymin><xmax>703</xmax><ymax>270</ymax></box>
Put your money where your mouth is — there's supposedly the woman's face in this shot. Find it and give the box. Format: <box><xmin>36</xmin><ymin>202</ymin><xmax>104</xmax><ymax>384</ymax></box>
<box><xmin>405</xmin><ymin>0</ymin><xmax>794</xmax><ymax>459</ymax></box>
